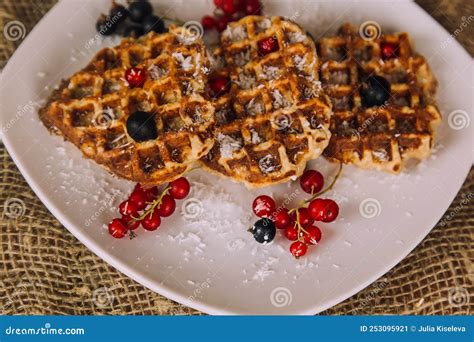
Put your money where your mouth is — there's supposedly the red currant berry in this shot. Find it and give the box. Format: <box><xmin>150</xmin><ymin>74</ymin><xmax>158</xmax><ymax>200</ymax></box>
<box><xmin>304</xmin><ymin>225</ymin><xmax>322</xmax><ymax>245</ymax></box>
<box><xmin>209</xmin><ymin>76</ymin><xmax>230</xmax><ymax>97</ymax></box>
<box><xmin>274</xmin><ymin>208</ymin><xmax>291</xmax><ymax>229</ymax></box>
<box><xmin>258</xmin><ymin>36</ymin><xmax>279</xmax><ymax>56</ymax></box>
<box><xmin>300</xmin><ymin>169</ymin><xmax>324</xmax><ymax>194</ymax></box>
<box><xmin>169</xmin><ymin>177</ymin><xmax>190</xmax><ymax>200</ymax></box>
<box><xmin>157</xmin><ymin>195</ymin><xmax>176</xmax><ymax>217</ymax></box>
<box><xmin>141</xmin><ymin>211</ymin><xmax>161</xmax><ymax>231</ymax></box>
<box><xmin>214</xmin><ymin>0</ymin><xmax>224</xmax><ymax>8</ymax></box>
<box><xmin>284</xmin><ymin>226</ymin><xmax>298</xmax><ymax>241</ymax></box>
<box><xmin>320</xmin><ymin>199</ymin><xmax>339</xmax><ymax>223</ymax></box>
<box><xmin>129</xmin><ymin>189</ymin><xmax>148</xmax><ymax>211</ymax></box>
<box><xmin>108</xmin><ymin>218</ymin><xmax>128</xmax><ymax>238</ymax></box>
<box><xmin>244</xmin><ymin>0</ymin><xmax>262</xmax><ymax>15</ymax></box>
<box><xmin>232</xmin><ymin>10</ymin><xmax>246</xmax><ymax>20</ymax></box>
<box><xmin>202</xmin><ymin>15</ymin><xmax>216</xmax><ymax>30</ymax></box>
<box><xmin>144</xmin><ymin>186</ymin><xmax>159</xmax><ymax>201</ymax></box>
<box><xmin>216</xmin><ymin>15</ymin><xmax>230</xmax><ymax>32</ymax></box>
<box><xmin>308</xmin><ymin>198</ymin><xmax>339</xmax><ymax>223</ymax></box>
<box><xmin>119</xmin><ymin>200</ymin><xmax>138</xmax><ymax>216</ymax></box>
<box><xmin>381</xmin><ymin>42</ymin><xmax>399</xmax><ymax>59</ymax></box>
<box><xmin>252</xmin><ymin>195</ymin><xmax>276</xmax><ymax>218</ymax></box>
<box><xmin>222</xmin><ymin>0</ymin><xmax>237</xmax><ymax>15</ymax></box>
<box><xmin>308</xmin><ymin>198</ymin><xmax>325</xmax><ymax>221</ymax></box>
<box><xmin>290</xmin><ymin>241</ymin><xmax>308</xmax><ymax>258</ymax></box>
<box><xmin>125</xmin><ymin>67</ymin><xmax>146</xmax><ymax>88</ymax></box>
<box><xmin>122</xmin><ymin>215</ymin><xmax>140</xmax><ymax>230</ymax></box>
<box><xmin>290</xmin><ymin>207</ymin><xmax>313</xmax><ymax>227</ymax></box>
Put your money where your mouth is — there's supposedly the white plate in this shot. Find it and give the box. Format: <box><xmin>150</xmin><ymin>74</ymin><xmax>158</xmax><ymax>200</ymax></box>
<box><xmin>1</xmin><ymin>0</ymin><xmax>472</xmax><ymax>314</ymax></box>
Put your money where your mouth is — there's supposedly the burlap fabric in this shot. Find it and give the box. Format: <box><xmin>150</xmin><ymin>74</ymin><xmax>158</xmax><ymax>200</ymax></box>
<box><xmin>0</xmin><ymin>0</ymin><xmax>472</xmax><ymax>315</ymax></box>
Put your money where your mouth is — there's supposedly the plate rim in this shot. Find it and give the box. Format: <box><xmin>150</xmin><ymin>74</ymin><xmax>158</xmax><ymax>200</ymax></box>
<box><xmin>0</xmin><ymin>0</ymin><xmax>472</xmax><ymax>315</ymax></box>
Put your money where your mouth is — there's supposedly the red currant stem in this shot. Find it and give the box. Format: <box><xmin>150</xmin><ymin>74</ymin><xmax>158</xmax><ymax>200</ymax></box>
<box><xmin>304</xmin><ymin>162</ymin><xmax>343</xmax><ymax>204</ymax></box>
<box><xmin>161</xmin><ymin>16</ymin><xmax>185</xmax><ymax>26</ymax></box>
<box><xmin>132</xmin><ymin>186</ymin><xmax>170</xmax><ymax>221</ymax></box>
<box><xmin>294</xmin><ymin>210</ymin><xmax>307</xmax><ymax>243</ymax></box>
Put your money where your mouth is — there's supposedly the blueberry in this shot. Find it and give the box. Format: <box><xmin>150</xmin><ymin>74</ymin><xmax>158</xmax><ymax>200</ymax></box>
<box><xmin>110</xmin><ymin>4</ymin><xmax>128</xmax><ymax>23</ymax></box>
<box><xmin>360</xmin><ymin>75</ymin><xmax>391</xmax><ymax>107</ymax></box>
<box><xmin>123</xmin><ymin>24</ymin><xmax>145</xmax><ymax>38</ymax></box>
<box><xmin>251</xmin><ymin>218</ymin><xmax>276</xmax><ymax>244</ymax></box>
<box><xmin>128</xmin><ymin>1</ymin><xmax>153</xmax><ymax>23</ymax></box>
<box><xmin>306</xmin><ymin>30</ymin><xmax>316</xmax><ymax>43</ymax></box>
<box><xmin>126</xmin><ymin>111</ymin><xmax>158</xmax><ymax>142</ymax></box>
<box><xmin>143</xmin><ymin>15</ymin><xmax>166</xmax><ymax>34</ymax></box>
<box><xmin>96</xmin><ymin>16</ymin><xmax>118</xmax><ymax>36</ymax></box>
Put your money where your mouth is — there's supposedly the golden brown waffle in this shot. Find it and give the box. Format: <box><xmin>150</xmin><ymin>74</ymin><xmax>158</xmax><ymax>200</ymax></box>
<box><xmin>39</xmin><ymin>27</ymin><xmax>215</xmax><ymax>185</ymax></box>
<box><xmin>318</xmin><ymin>23</ymin><xmax>441</xmax><ymax>173</ymax></box>
<box><xmin>201</xmin><ymin>16</ymin><xmax>332</xmax><ymax>188</ymax></box>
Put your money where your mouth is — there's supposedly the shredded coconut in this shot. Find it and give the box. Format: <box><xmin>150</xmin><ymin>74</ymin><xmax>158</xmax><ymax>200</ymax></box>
<box><xmin>172</xmin><ymin>52</ymin><xmax>193</xmax><ymax>71</ymax></box>
<box><xmin>236</xmin><ymin>73</ymin><xmax>257</xmax><ymax>89</ymax></box>
<box><xmin>262</xmin><ymin>66</ymin><xmax>280</xmax><ymax>80</ymax></box>
<box><xmin>217</xmin><ymin>133</ymin><xmax>242</xmax><ymax>158</ymax></box>
<box><xmin>223</xmin><ymin>25</ymin><xmax>247</xmax><ymax>42</ymax></box>
<box><xmin>272</xmin><ymin>89</ymin><xmax>291</xmax><ymax>109</ymax></box>
<box><xmin>250</xmin><ymin>130</ymin><xmax>261</xmax><ymax>144</ymax></box>
<box><xmin>246</xmin><ymin>98</ymin><xmax>264</xmax><ymax>115</ymax></box>
<box><xmin>258</xmin><ymin>155</ymin><xmax>277</xmax><ymax>174</ymax></box>
<box><xmin>287</xmin><ymin>31</ymin><xmax>305</xmax><ymax>44</ymax></box>
<box><xmin>148</xmin><ymin>64</ymin><xmax>167</xmax><ymax>80</ymax></box>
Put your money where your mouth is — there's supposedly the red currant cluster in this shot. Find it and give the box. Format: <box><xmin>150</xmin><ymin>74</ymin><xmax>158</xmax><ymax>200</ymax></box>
<box><xmin>107</xmin><ymin>177</ymin><xmax>190</xmax><ymax>239</ymax></box>
<box><xmin>250</xmin><ymin>166</ymin><xmax>342</xmax><ymax>258</ymax></box>
<box><xmin>201</xmin><ymin>0</ymin><xmax>263</xmax><ymax>32</ymax></box>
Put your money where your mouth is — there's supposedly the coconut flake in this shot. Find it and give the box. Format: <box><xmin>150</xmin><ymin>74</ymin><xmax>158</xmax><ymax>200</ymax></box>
<box><xmin>217</xmin><ymin>133</ymin><xmax>242</xmax><ymax>158</ymax></box>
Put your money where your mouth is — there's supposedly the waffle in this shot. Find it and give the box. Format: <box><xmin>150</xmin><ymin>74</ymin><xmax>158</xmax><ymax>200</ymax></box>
<box><xmin>39</xmin><ymin>27</ymin><xmax>215</xmax><ymax>185</ymax></box>
<box><xmin>318</xmin><ymin>23</ymin><xmax>441</xmax><ymax>173</ymax></box>
<box><xmin>201</xmin><ymin>16</ymin><xmax>332</xmax><ymax>188</ymax></box>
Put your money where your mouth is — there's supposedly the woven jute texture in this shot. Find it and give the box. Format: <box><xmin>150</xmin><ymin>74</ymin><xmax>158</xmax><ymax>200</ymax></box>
<box><xmin>0</xmin><ymin>0</ymin><xmax>472</xmax><ymax>315</ymax></box>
